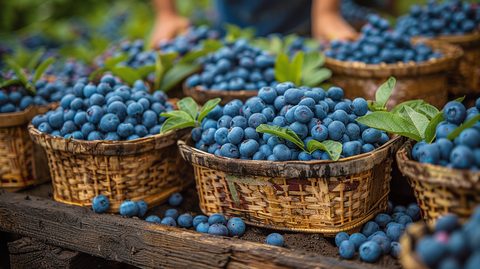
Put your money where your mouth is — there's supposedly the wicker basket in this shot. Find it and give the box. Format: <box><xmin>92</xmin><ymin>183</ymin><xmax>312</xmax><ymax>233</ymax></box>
<box><xmin>399</xmin><ymin>221</ymin><xmax>431</xmax><ymax>269</ymax></box>
<box><xmin>396</xmin><ymin>139</ymin><xmax>480</xmax><ymax>226</ymax></box>
<box><xmin>28</xmin><ymin>125</ymin><xmax>193</xmax><ymax>212</ymax></box>
<box><xmin>412</xmin><ymin>32</ymin><xmax>480</xmax><ymax>95</ymax></box>
<box><xmin>178</xmin><ymin>134</ymin><xmax>404</xmax><ymax>236</ymax></box>
<box><xmin>183</xmin><ymin>81</ymin><xmax>259</xmax><ymax>106</ymax></box>
<box><xmin>324</xmin><ymin>40</ymin><xmax>463</xmax><ymax>110</ymax></box>
<box><xmin>0</xmin><ymin>104</ymin><xmax>57</xmax><ymax>192</ymax></box>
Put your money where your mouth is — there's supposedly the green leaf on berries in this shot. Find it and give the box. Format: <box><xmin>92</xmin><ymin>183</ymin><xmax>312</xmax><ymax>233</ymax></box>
<box><xmin>159</xmin><ymin>64</ymin><xmax>200</xmax><ymax>93</ymax></box>
<box><xmin>291</xmin><ymin>51</ymin><xmax>304</xmax><ymax>86</ymax></box>
<box><xmin>178</xmin><ymin>50</ymin><xmax>210</xmax><ymax>65</ymax></box>
<box><xmin>274</xmin><ymin>52</ymin><xmax>304</xmax><ymax>86</ymax></box>
<box><xmin>356</xmin><ymin>111</ymin><xmax>422</xmax><ymax>142</ymax></box>
<box><xmin>89</xmin><ymin>67</ymin><xmax>108</xmax><ymax>82</ymax></box>
<box><xmin>111</xmin><ymin>66</ymin><xmax>141</xmax><ymax>85</ymax></box>
<box><xmin>176</xmin><ymin>97</ymin><xmax>198</xmax><ymax>120</ymax></box>
<box><xmin>452</xmin><ymin>96</ymin><xmax>465</xmax><ymax>103</ymax></box>
<box><xmin>33</xmin><ymin>57</ymin><xmax>55</xmax><ymax>84</ymax></box>
<box><xmin>6</xmin><ymin>59</ymin><xmax>29</xmax><ymax>86</ymax></box>
<box><xmin>160</xmin><ymin>117</ymin><xmax>196</xmax><ymax>134</ymax></box>
<box><xmin>160</xmin><ymin>110</ymin><xmax>193</xmax><ymax>120</ymax></box>
<box><xmin>416</xmin><ymin>104</ymin><xmax>439</xmax><ymax>120</ymax></box>
<box><xmin>136</xmin><ymin>65</ymin><xmax>155</xmax><ymax>78</ymax></box>
<box><xmin>201</xmin><ymin>39</ymin><xmax>224</xmax><ymax>51</ymax></box>
<box><xmin>398</xmin><ymin>106</ymin><xmax>429</xmax><ymax>137</ymax></box>
<box><xmin>446</xmin><ymin>114</ymin><xmax>480</xmax><ymax>140</ymax></box>
<box><xmin>270</xmin><ymin>36</ymin><xmax>283</xmax><ymax>54</ymax></box>
<box><xmin>390</xmin><ymin>100</ymin><xmax>428</xmax><ymax>115</ymax></box>
<box><xmin>256</xmin><ymin>124</ymin><xmax>305</xmax><ymax>151</ymax></box>
<box><xmin>1</xmin><ymin>79</ymin><xmax>22</xmax><ymax>87</ymax></box>
<box><xmin>376</xmin><ymin>77</ymin><xmax>396</xmax><ymax>109</ymax></box>
<box><xmin>105</xmin><ymin>54</ymin><xmax>129</xmax><ymax>69</ymax></box>
<box><xmin>307</xmin><ymin>140</ymin><xmax>342</xmax><ymax>161</ymax></box>
<box><xmin>424</xmin><ymin>112</ymin><xmax>445</xmax><ymax>143</ymax></box>
<box><xmin>198</xmin><ymin>98</ymin><xmax>222</xmax><ymax>123</ymax></box>
<box><xmin>302</xmin><ymin>68</ymin><xmax>332</xmax><ymax>88</ymax></box>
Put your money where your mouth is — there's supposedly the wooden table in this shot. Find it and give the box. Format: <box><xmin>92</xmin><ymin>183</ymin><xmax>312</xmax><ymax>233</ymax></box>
<box><xmin>0</xmin><ymin>185</ymin><xmax>390</xmax><ymax>269</ymax></box>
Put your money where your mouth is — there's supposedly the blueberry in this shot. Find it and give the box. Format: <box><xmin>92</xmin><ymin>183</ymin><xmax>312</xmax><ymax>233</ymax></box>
<box><xmin>240</xmin><ymin>139</ymin><xmax>259</xmax><ymax>157</ymax></box>
<box><xmin>418</xmin><ymin>143</ymin><xmax>441</xmax><ymax>164</ymax></box>
<box><xmin>60</xmin><ymin>121</ymin><xmax>77</xmax><ymax>136</ymax></box>
<box><xmin>397</xmin><ymin>215</ymin><xmax>413</xmax><ymax>226</ymax></box>
<box><xmin>48</xmin><ymin>111</ymin><xmax>64</xmax><ymax>129</ymax></box>
<box><xmin>92</xmin><ymin>195</ymin><xmax>109</xmax><ymax>213</ymax></box>
<box><xmin>359</xmin><ymin>241</ymin><xmax>381</xmax><ymax>263</ymax></box>
<box><xmin>126</xmin><ymin>102</ymin><xmax>144</xmax><ymax>117</ymax></box>
<box><xmin>99</xmin><ymin>113</ymin><xmax>120</xmax><ymax>133</ymax></box>
<box><xmin>83</xmin><ymin>84</ymin><xmax>97</xmax><ymax>98</ymax></box>
<box><xmin>178</xmin><ymin>214</ymin><xmax>193</xmax><ymax>227</ymax></box>
<box><xmin>193</xmin><ymin>215</ymin><xmax>209</xmax><ymax>228</ymax></box>
<box><xmin>227</xmin><ymin>127</ymin><xmax>244</xmax><ymax>145</ymax></box>
<box><xmin>208</xmin><ymin>223</ymin><xmax>229</xmax><ymax>236</ymax></box>
<box><xmin>387</xmin><ymin>224</ymin><xmax>405</xmax><ymax>242</ymax></box>
<box><xmin>196</xmin><ymin>222</ymin><xmax>210</xmax><ymax>233</ymax></box>
<box><xmin>284</xmin><ymin>88</ymin><xmax>304</xmax><ymax>105</ymax></box>
<box><xmin>448</xmin><ymin>230</ymin><xmax>469</xmax><ymax>259</ymax></box>
<box><xmin>288</xmin><ymin>121</ymin><xmax>308</xmax><ymax>140</ymax></box>
<box><xmin>273</xmin><ymin>144</ymin><xmax>291</xmax><ymax>161</ymax></box>
<box><xmin>63</xmin><ymin>109</ymin><xmax>76</xmax><ymax>122</ymax></box>
<box><xmin>208</xmin><ymin>213</ymin><xmax>227</xmax><ymax>225</ymax></box>
<box><xmin>328</xmin><ymin>121</ymin><xmax>346</xmax><ymax>141</ymax></box>
<box><xmin>335</xmin><ymin>232</ymin><xmax>350</xmax><ymax>247</ymax></box>
<box><xmin>343</xmin><ymin>141</ymin><xmax>361</xmax><ymax>157</ymax></box>
<box><xmin>386</xmin><ymin>201</ymin><xmax>393</xmax><ymax>215</ymax></box>
<box><xmin>220</xmin><ymin>143</ymin><xmax>239</xmax><ymax>158</ymax></box>
<box><xmin>298</xmin><ymin>152</ymin><xmax>312</xmax><ymax>161</ymax></box>
<box><xmin>393</xmin><ymin>205</ymin><xmax>407</xmax><ymax>213</ymax></box>
<box><xmin>443</xmin><ymin>101</ymin><xmax>466</xmax><ymax>125</ymax></box>
<box><xmin>339</xmin><ymin>240</ymin><xmax>355</xmax><ymax>259</ymax></box>
<box><xmin>389</xmin><ymin>242</ymin><xmax>401</xmax><ymax>259</ymax></box>
<box><xmin>145</xmin><ymin>215</ymin><xmax>162</xmax><ymax>223</ymax></box>
<box><xmin>228</xmin><ymin>77</ymin><xmax>245</xmax><ymax>91</ymax></box>
<box><xmin>412</xmin><ymin>142</ymin><xmax>427</xmax><ymax>161</ymax></box>
<box><xmin>61</xmin><ymin>94</ymin><xmax>76</xmax><ymax>109</ymax></box>
<box><xmin>362</xmin><ymin>221</ymin><xmax>379</xmax><ymax>237</ymax></box>
<box><xmin>87</xmin><ymin>131</ymin><xmax>104</xmax><ymax>141</ymax></box>
<box><xmin>253</xmin><ymin>151</ymin><xmax>267</xmax><ymax>160</ymax></box>
<box><xmin>248</xmin><ymin>113</ymin><xmax>267</xmax><ymax>129</ymax></box>
<box><xmin>164</xmin><ymin>208</ymin><xmax>179</xmax><ymax>220</ymax></box>
<box><xmin>227</xmin><ymin>217</ymin><xmax>246</xmax><ymax>236</ymax></box>
<box><xmin>265</xmin><ymin>233</ymin><xmax>283</xmax><ymax>247</ymax></box>
<box><xmin>105</xmin><ymin>132</ymin><xmax>120</xmax><ymax>141</ymax></box>
<box><xmin>119</xmin><ymin>201</ymin><xmax>139</xmax><ymax>217</ymax></box>
<box><xmin>350</xmin><ymin>233</ymin><xmax>367</xmax><ymax>250</ymax></box>
<box><xmin>107</xmin><ymin>101</ymin><xmax>127</xmax><ymax>121</ymax></box>
<box><xmin>294</xmin><ymin>105</ymin><xmax>314</xmax><ymax>124</ymax></box>
<box><xmin>136</xmin><ymin>200</ymin><xmax>148</xmax><ymax>217</ymax></box>
<box><xmin>161</xmin><ymin>216</ymin><xmax>177</xmax><ymax>227</ymax></box>
<box><xmin>169</xmin><ymin>193</ymin><xmax>183</xmax><ymax>206</ymax></box>
<box><xmin>191</xmin><ymin>127</ymin><xmax>203</xmax><ymax>142</ymax></box>
<box><xmin>415</xmin><ymin>236</ymin><xmax>448</xmax><ymax>268</ymax></box>
<box><xmin>142</xmin><ymin>110</ymin><xmax>158</xmax><ymax>128</ymax></box>
<box><xmin>371</xmin><ymin>235</ymin><xmax>391</xmax><ymax>255</ymax></box>
<box><xmin>450</xmin><ymin>145</ymin><xmax>474</xmax><ymax>169</ymax></box>
<box><xmin>458</xmin><ymin>129</ymin><xmax>480</xmax><ymax>148</ymax></box>
<box><xmin>375</xmin><ymin>213</ymin><xmax>393</xmax><ymax>228</ymax></box>
<box><xmin>230</xmin><ymin>116</ymin><xmax>248</xmax><ymax>129</ymax></box>
<box><xmin>406</xmin><ymin>205</ymin><xmax>421</xmax><ymax>221</ymax></box>
<box><xmin>134</xmin><ymin>125</ymin><xmax>148</xmax><ymax>137</ymax></box>
<box><xmin>435</xmin><ymin>214</ymin><xmax>460</xmax><ymax>233</ymax></box>
<box><xmin>32</xmin><ymin>115</ymin><xmax>49</xmax><ymax>128</ymax></box>
<box><xmin>116</xmin><ymin>123</ymin><xmax>134</xmax><ymax>138</ymax></box>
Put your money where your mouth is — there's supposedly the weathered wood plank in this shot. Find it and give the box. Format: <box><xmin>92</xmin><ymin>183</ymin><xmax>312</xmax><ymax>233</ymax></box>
<box><xmin>0</xmin><ymin>190</ymin><xmax>384</xmax><ymax>269</ymax></box>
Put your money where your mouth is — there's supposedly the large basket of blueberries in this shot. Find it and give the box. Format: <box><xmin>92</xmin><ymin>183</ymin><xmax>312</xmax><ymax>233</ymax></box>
<box><xmin>177</xmin><ymin>82</ymin><xmax>404</xmax><ymax>235</ymax></box>
<box><xmin>28</xmin><ymin>75</ymin><xmax>193</xmax><ymax>212</ymax></box>
<box><xmin>183</xmin><ymin>39</ymin><xmax>277</xmax><ymax>106</ymax></box>
<box><xmin>323</xmin><ymin>14</ymin><xmax>463</xmax><ymax>110</ymax></box>
<box><xmin>396</xmin><ymin>98</ymin><xmax>480</xmax><ymax>226</ymax></box>
<box><xmin>397</xmin><ymin>0</ymin><xmax>480</xmax><ymax>95</ymax></box>
<box><xmin>0</xmin><ymin>59</ymin><xmax>66</xmax><ymax>191</ymax></box>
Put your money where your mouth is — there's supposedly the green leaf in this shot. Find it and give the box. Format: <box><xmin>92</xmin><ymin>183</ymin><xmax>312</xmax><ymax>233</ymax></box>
<box><xmin>256</xmin><ymin>124</ymin><xmax>305</xmax><ymax>151</ymax></box>
<box><xmin>159</xmin><ymin>64</ymin><xmax>201</xmax><ymax>93</ymax></box>
<box><xmin>105</xmin><ymin>54</ymin><xmax>129</xmax><ymax>69</ymax></box>
<box><xmin>178</xmin><ymin>50</ymin><xmax>210</xmax><ymax>65</ymax></box>
<box><xmin>201</xmin><ymin>40</ymin><xmax>224</xmax><ymax>51</ymax></box>
<box><xmin>136</xmin><ymin>65</ymin><xmax>155</xmax><ymax>78</ymax></box>
<box><xmin>291</xmin><ymin>51</ymin><xmax>304</xmax><ymax>86</ymax></box>
<box><xmin>390</xmin><ymin>100</ymin><xmax>428</xmax><ymax>115</ymax></box>
<box><xmin>376</xmin><ymin>77</ymin><xmax>396</xmax><ymax>109</ymax></box>
<box><xmin>111</xmin><ymin>66</ymin><xmax>141</xmax><ymax>85</ymax></box>
<box><xmin>159</xmin><ymin>52</ymin><xmax>179</xmax><ymax>73</ymax></box>
<box><xmin>159</xmin><ymin>110</ymin><xmax>193</xmax><ymax>120</ymax></box>
<box><xmin>160</xmin><ymin>117</ymin><xmax>197</xmax><ymax>133</ymax></box>
<box><xmin>302</xmin><ymin>68</ymin><xmax>332</xmax><ymax>88</ymax></box>
<box><xmin>154</xmin><ymin>52</ymin><xmax>164</xmax><ymax>91</ymax></box>
<box><xmin>6</xmin><ymin>59</ymin><xmax>29</xmax><ymax>85</ymax></box>
<box><xmin>270</xmin><ymin>36</ymin><xmax>283</xmax><ymax>54</ymax></box>
<box><xmin>424</xmin><ymin>112</ymin><xmax>445</xmax><ymax>143</ymax></box>
<box><xmin>26</xmin><ymin>47</ymin><xmax>46</xmax><ymax>71</ymax></box>
<box><xmin>177</xmin><ymin>97</ymin><xmax>198</xmax><ymax>120</ymax></box>
<box><xmin>400</xmin><ymin>106</ymin><xmax>430</xmax><ymax>137</ymax></box>
<box><xmin>453</xmin><ymin>96</ymin><xmax>465</xmax><ymax>103</ymax></box>
<box><xmin>89</xmin><ymin>67</ymin><xmax>108</xmax><ymax>82</ymax></box>
<box><xmin>307</xmin><ymin>140</ymin><xmax>343</xmax><ymax>161</ymax></box>
<box><xmin>33</xmin><ymin>57</ymin><xmax>55</xmax><ymax>84</ymax></box>
<box><xmin>446</xmin><ymin>114</ymin><xmax>480</xmax><ymax>140</ymax></box>
<box><xmin>198</xmin><ymin>98</ymin><xmax>222</xmax><ymax>123</ymax></box>
<box><xmin>274</xmin><ymin>54</ymin><xmax>291</xmax><ymax>83</ymax></box>
<box><xmin>356</xmin><ymin>112</ymin><xmax>422</xmax><ymax>142</ymax></box>
<box><xmin>1</xmin><ymin>78</ymin><xmax>22</xmax><ymax>87</ymax></box>
<box><xmin>302</xmin><ymin>51</ymin><xmax>322</xmax><ymax>73</ymax></box>
<box><xmin>367</xmin><ymin>100</ymin><xmax>377</xmax><ymax>112</ymax></box>
<box><xmin>416</xmin><ymin>104</ymin><xmax>439</xmax><ymax>120</ymax></box>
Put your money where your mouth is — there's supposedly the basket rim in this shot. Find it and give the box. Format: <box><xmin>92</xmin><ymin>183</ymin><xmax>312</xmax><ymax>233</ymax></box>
<box><xmin>28</xmin><ymin>123</ymin><xmax>190</xmax><ymax>156</ymax></box>
<box><xmin>324</xmin><ymin>40</ymin><xmax>463</xmax><ymax>77</ymax></box>
<box><xmin>178</xmin><ymin>133</ymin><xmax>403</xmax><ymax>178</ymax></box>
<box><xmin>396</xmin><ymin>139</ymin><xmax>480</xmax><ymax>188</ymax></box>
<box><xmin>182</xmin><ymin>80</ymin><xmax>259</xmax><ymax>98</ymax></box>
<box><xmin>411</xmin><ymin>30</ymin><xmax>480</xmax><ymax>44</ymax></box>
<box><xmin>0</xmin><ymin>103</ymin><xmax>57</xmax><ymax>128</ymax></box>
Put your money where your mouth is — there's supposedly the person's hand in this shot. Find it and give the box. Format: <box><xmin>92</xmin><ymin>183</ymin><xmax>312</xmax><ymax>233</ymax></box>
<box><xmin>312</xmin><ymin>12</ymin><xmax>357</xmax><ymax>41</ymax></box>
<box><xmin>149</xmin><ymin>15</ymin><xmax>190</xmax><ymax>48</ymax></box>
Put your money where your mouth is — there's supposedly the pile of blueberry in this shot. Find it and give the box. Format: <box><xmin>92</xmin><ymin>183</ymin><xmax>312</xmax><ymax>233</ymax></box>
<box><xmin>335</xmin><ymin>202</ymin><xmax>421</xmax><ymax>262</ymax></box>
<box><xmin>413</xmin><ymin>209</ymin><xmax>480</xmax><ymax>269</ymax></box>
<box><xmin>0</xmin><ymin>76</ymin><xmax>72</xmax><ymax>113</ymax></box>
<box><xmin>340</xmin><ymin>0</ymin><xmax>376</xmax><ymax>27</ymax></box>
<box><xmin>33</xmin><ymin>75</ymin><xmax>174</xmax><ymax>141</ymax></box>
<box><xmin>395</xmin><ymin>1</ymin><xmax>480</xmax><ymax>37</ymax></box>
<box><xmin>157</xmin><ymin>25</ymin><xmax>220</xmax><ymax>54</ymax></box>
<box><xmin>191</xmin><ymin>83</ymin><xmax>389</xmax><ymax>161</ymax></box>
<box><xmin>186</xmin><ymin>39</ymin><xmax>278</xmax><ymax>91</ymax></box>
<box><xmin>414</xmin><ymin>99</ymin><xmax>480</xmax><ymax>170</ymax></box>
<box><xmin>324</xmin><ymin>14</ymin><xmax>443</xmax><ymax>64</ymax></box>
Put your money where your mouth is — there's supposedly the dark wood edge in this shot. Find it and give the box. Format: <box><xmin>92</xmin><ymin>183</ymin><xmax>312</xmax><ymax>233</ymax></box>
<box><xmin>178</xmin><ymin>134</ymin><xmax>404</xmax><ymax>178</ymax></box>
<box><xmin>28</xmin><ymin>124</ymin><xmax>191</xmax><ymax>156</ymax></box>
<box><xmin>0</xmin><ymin>190</ymin><xmax>384</xmax><ymax>269</ymax></box>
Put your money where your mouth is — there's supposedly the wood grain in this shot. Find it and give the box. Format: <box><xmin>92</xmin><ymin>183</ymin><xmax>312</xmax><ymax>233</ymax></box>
<box><xmin>0</xmin><ymin>190</ymin><xmax>384</xmax><ymax>269</ymax></box>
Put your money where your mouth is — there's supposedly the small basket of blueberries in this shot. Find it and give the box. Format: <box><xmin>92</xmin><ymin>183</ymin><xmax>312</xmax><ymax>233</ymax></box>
<box><xmin>28</xmin><ymin>74</ymin><xmax>193</xmax><ymax>212</ymax></box>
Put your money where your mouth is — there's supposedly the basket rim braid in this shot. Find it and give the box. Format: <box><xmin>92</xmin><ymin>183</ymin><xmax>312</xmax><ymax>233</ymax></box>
<box><xmin>0</xmin><ymin>103</ymin><xmax>58</xmax><ymax>128</ymax></box>
<box><xmin>324</xmin><ymin>40</ymin><xmax>464</xmax><ymax>78</ymax></box>
<box><xmin>28</xmin><ymin>124</ymin><xmax>190</xmax><ymax>156</ymax></box>
<box><xmin>178</xmin><ymin>133</ymin><xmax>403</xmax><ymax>178</ymax></box>
<box><xmin>182</xmin><ymin>80</ymin><xmax>259</xmax><ymax>105</ymax></box>
<box><xmin>411</xmin><ymin>31</ymin><xmax>480</xmax><ymax>48</ymax></box>
<box><xmin>396</xmin><ymin>139</ymin><xmax>480</xmax><ymax>189</ymax></box>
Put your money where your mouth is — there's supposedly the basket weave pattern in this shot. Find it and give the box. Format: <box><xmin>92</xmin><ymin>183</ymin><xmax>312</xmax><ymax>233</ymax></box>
<box><xmin>0</xmin><ymin>125</ymin><xmax>34</xmax><ymax>190</ymax></box>
<box><xmin>29</xmin><ymin>125</ymin><xmax>193</xmax><ymax>212</ymax></box>
<box><xmin>180</xmin><ymin>135</ymin><xmax>404</xmax><ymax>235</ymax></box>
<box><xmin>397</xmin><ymin>140</ymin><xmax>480</xmax><ymax>226</ymax></box>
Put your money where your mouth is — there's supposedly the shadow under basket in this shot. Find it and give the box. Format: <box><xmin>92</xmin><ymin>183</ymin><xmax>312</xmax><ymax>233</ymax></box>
<box><xmin>178</xmin><ymin>134</ymin><xmax>404</xmax><ymax>236</ymax></box>
<box><xmin>412</xmin><ymin>32</ymin><xmax>480</xmax><ymax>95</ymax></box>
<box><xmin>28</xmin><ymin>125</ymin><xmax>193</xmax><ymax>212</ymax></box>
<box><xmin>324</xmin><ymin>40</ymin><xmax>463</xmax><ymax>110</ymax></box>
<box><xmin>0</xmin><ymin>104</ymin><xmax>56</xmax><ymax>192</ymax></box>
<box><xmin>183</xmin><ymin>81</ymin><xmax>259</xmax><ymax>106</ymax></box>
<box><xmin>396</xmin><ymin>139</ymin><xmax>480</xmax><ymax>226</ymax></box>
